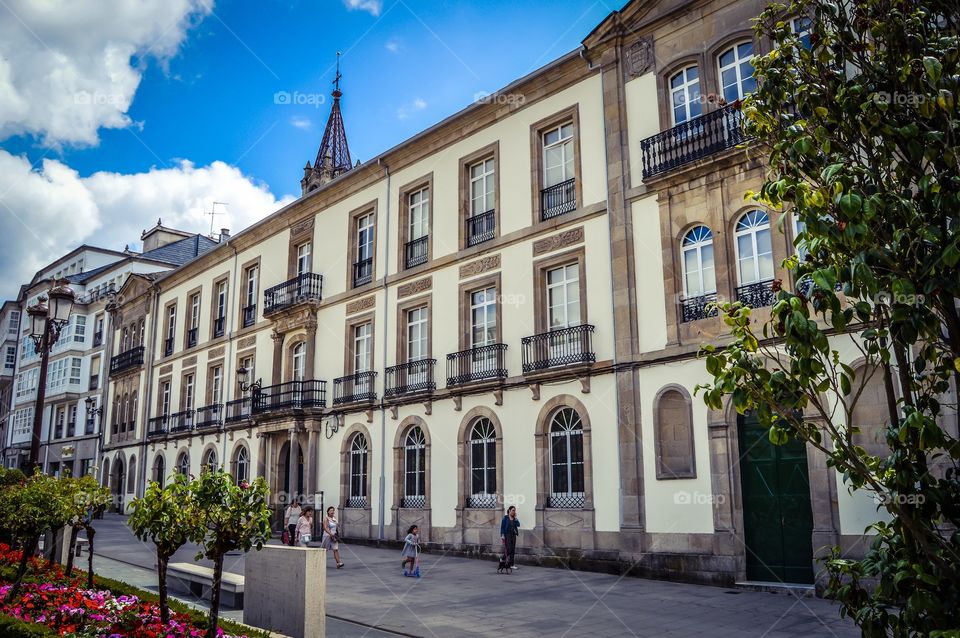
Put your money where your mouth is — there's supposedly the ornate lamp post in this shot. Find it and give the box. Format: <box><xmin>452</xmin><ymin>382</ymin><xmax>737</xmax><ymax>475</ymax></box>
<box><xmin>236</xmin><ymin>366</ymin><xmax>262</xmax><ymax>396</ymax></box>
<box><xmin>26</xmin><ymin>283</ymin><xmax>76</xmax><ymax>470</ymax></box>
<box><xmin>85</xmin><ymin>396</ymin><xmax>104</xmax><ymax>479</ymax></box>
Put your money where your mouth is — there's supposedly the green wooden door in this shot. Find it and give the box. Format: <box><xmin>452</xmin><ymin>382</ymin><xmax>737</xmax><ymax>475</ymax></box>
<box><xmin>737</xmin><ymin>413</ymin><xmax>815</xmax><ymax>583</ymax></box>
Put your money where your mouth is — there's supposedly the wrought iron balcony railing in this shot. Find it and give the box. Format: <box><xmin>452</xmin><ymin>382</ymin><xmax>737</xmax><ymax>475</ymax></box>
<box><xmin>264</xmin><ymin>273</ymin><xmax>323</xmax><ymax>315</ymax></box>
<box><xmin>187</xmin><ymin>327</ymin><xmax>198</xmax><ymax>348</ymax></box>
<box><xmin>252</xmin><ymin>380</ymin><xmax>327</xmax><ymax>413</ymax></box>
<box><xmin>353</xmin><ymin>258</ymin><xmax>373</xmax><ymax>287</ymax></box>
<box><xmin>168</xmin><ymin>409</ymin><xmax>195</xmax><ymax>433</ymax></box>
<box><xmin>540</xmin><ymin>178</ymin><xmax>576</xmax><ymax>220</ymax></box>
<box><xmin>446</xmin><ymin>344</ymin><xmax>508</xmax><ymax>386</ymax></box>
<box><xmin>346</xmin><ymin>495</ymin><xmax>368</xmax><ymax>508</ymax></box>
<box><xmin>640</xmin><ymin>103</ymin><xmax>749</xmax><ymax>180</ymax></box>
<box><xmin>109</xmin><ymin>346</ymin><xmax>145</xmax><ymax>375</ymax></box>
<box><xmin>466</xmin><ymin>210</ymin><xmax>496</xmax><ymax>246</ymax></box>
<box><xmin>401</xmin><ymin>495</ymin><xmax>426</xmax><ymax>508</ymax></box>
<box><xmin>736</xmin><ymin>280</ymin><xmax>776</xmax><ymax>309</ymax></box>
<box><xmin>196</xmin><ymin>404</ymin><xmax>223</xmax><ymax>429</ymax></box>
<box><xmin>521</xmin><ymin>324</ymin><xmax>596</xmax><ymax>373</ymax></box>
<box><xmin>404</xmin><ymin>236</ymin><xmax>429</xmax><ymax>269</ymax></box>
<box><xmin>242</xmin><ymin>305</ymin><xmax>257</xmax><ymax>328</ymax></box>
<box><xmin>225</xmin><ymin>397</ymin><xmax>252</xmax><ymax>423</ymax></box>
<box><xmin>333</xmin><ymin>371</ymin><xmax>377</xmax><ymax>405</ymax></box>
<box><xmin>385</xmin><ymin>359</ymin><xmax>436</xmax><ymax>397</ymax></box>
<box><xmin>164</xmin><ymin>337</ymin><xmax>174</xmax><ymax>357</ymax></box>
<box><xmin>213</xmin><ymin>316</ymin><xmax>225</xmax><ymax>338</ymax></box>
<box><xmin>681</xmin><ymin>293</ymin><xmax>718</xmax><ymax>323</ymax></box>
<box><xmin>147</xmin><ymin>415</ymin><xmax>168</xmax><ymax>438</ymax></box>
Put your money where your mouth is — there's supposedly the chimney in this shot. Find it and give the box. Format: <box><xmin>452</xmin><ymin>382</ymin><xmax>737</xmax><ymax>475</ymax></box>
<box><xmin>220</xmin><ymin>228</ymin><xmax>230</xmax><ymax>241</ymax></box>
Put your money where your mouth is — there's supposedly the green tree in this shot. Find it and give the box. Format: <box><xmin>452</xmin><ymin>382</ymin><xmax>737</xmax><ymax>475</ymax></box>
<box><xmin>60</xmin><ymin>474</ymin><xmax>111</xmax><ymax>587</ymax></box>
<box><xmin>191</xmin><ymin>470</ymin><xmax>271</xmax><ymax>637</ymax></box>
<box><xmin>698</xmin><ymin>0</ymin><xmax>959</xmax><ymax>635</ymax></box>
<box><xmin>0</xmin><ymin>471</ymin><xmax>72</xmax><ymax>602</ymax></box>
<box><xmin>127</xmin><ymin>473</ymin><xmax>203</xmax><ymax>625</ymax></box>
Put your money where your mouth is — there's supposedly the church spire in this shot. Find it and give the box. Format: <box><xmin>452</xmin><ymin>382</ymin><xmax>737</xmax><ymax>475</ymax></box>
<box><xmin>301</xmin><ymin>53</ymin><xmax>354</xmax><ymax>196</ymax></box>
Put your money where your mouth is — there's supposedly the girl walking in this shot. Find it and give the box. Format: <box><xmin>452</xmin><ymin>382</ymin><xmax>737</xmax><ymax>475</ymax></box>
<box><xmin>401</xmin><ymin>525</ymin><xmax>420</xmax><ymax>577</ymax></box>
<box><xmin>321</xmin><ymin>506</ymin><xmax>344</xmax><ymax>568</ymax></box>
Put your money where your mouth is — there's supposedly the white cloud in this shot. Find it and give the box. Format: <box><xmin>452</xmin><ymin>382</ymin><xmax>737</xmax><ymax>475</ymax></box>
<box><xmin>385</xmin><ymin>38</ymin><xmax>402</xmax><ymax>54</ymax></box>
<box><xmin>0</xmin><ymin>150</ymin><xmax>295</xmax><ymax>298</ymax></box>
<box><xmin>0</xmin><ymin>0</ymin><xmax>213</xmax><ymax>147</ymax></box>
<box><xmin>396</xmin><ymin>97</ymin><xmax>427</xmax><ymax>120</ymax></box>
<box><xmin>289</xmin><ymin>116</ymin><xmax>312</xmax><ymax>130</ymax></box>
<box><xmin>343</xmin><ymin>0</ymin><xmax>382</xmax><ymax>16</ymax></box>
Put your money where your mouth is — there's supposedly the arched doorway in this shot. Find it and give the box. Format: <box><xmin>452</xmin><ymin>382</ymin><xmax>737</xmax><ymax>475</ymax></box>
<box><xmin>277</xmin><ymin>441</ymin><xmax>304</xmax><ymax>499</ymax></box>
<box><xmin>112</xmin><ymin>457</ymin><xmax>125</xmax><ymax>513</ymax></box>
<box><xmin>737</xmin><ymin>412</ymin><xmax>814</xmax><ymax>583</ymax></box>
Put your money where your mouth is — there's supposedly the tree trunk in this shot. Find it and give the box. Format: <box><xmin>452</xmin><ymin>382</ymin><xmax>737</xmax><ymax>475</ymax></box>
<box><xmin>7</xmin><ymin>535</ymin><xmax>39</xmax><ymax>603</ymax></box>
<box><xmin>207</xmin><ymin>554</ymin><xmax>224</xmax><ymax>637</ymax></box>
<box><xmin>65</xmin><ymin>525</ymin><xmax>79</xmax><ymax>576</ymax></box>
<box><xmin>158</xmin><ymin>556</ymin><xmax>170</xmax><ymax>625</ymax></box>
<box><xmin>85</xmin><ymin>526</ymin><xmax>96</xmax><ymax>590</ymax></box>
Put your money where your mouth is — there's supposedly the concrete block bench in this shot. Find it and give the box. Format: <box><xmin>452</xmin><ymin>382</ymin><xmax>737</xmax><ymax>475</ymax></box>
<box><xmin>167</xmin><ymin>562</ymin><xmax>245</xmax><ymax>608</ymax></box>
<box><xmin>74</xmin><ymin>538</ymin><xmax>89</xmax><ymax>556</ymax></box>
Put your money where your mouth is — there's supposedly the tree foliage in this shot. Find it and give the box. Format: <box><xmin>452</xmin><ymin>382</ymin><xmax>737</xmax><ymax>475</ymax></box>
<box><xmin>698</xmin><ymin>0</ymin><xmax>959</xmax><ymax>635</ymax></box>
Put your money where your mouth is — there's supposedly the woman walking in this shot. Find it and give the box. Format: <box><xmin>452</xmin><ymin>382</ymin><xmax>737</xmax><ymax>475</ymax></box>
<box><xmin>284</xmin><ymin>500</ymin><xmax>302</xmax><ymax>547</ymax></box>
<box><xmin>296</xmin><ymin>506</ymin><xmax>314</xmax><ymax>547</ymax></box>
<box><xmin>321</xmin><ymin>506</ymin><xmax>344</xmax><ymax>568</ymax></box>
<box><xmin>500</xmin><ymin>506</ymin><xmax>521</xmax><ymax>571</ymax></box>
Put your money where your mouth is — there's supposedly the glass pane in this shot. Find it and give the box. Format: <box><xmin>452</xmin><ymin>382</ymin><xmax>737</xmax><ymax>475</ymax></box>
<box><xmin>738</xmin><ymin>42</ymin><xmax>753</xmax><ymax>57</ymax></box>
<box><xmin>719</xmin><ymin>48</ymin><xmax>735</xmax><ymax>67</ymax></box>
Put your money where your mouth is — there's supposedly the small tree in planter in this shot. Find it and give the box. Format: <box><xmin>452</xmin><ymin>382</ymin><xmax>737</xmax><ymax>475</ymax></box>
<box><xmin>61</xmin><ymin>474</ymin><xmax>111</xmax><ymax>586</ymax></box>
<box><xmin>128</xmin><ymin>473</ymin><xmax>203</xmax><ymax>624</ymax></box>
<box><xmin>0</xmin><ymin>468</ymin><xmax>25</xmax><ymax>546</ymax></box>
<box><xmin>0</xmin><ymin>470</ymin><xmax>72</xmax><ymax>602</ymax></box>
<box><xmin>191</xmin><ymin>470</ymin><xmax>271</xmax><ymax>637</ymax></box>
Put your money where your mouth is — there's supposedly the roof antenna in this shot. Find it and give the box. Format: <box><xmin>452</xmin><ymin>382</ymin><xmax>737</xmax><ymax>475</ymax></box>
<box><xmin>208</xmin><ymin>201</ymin><xmax>229</xmax><ymax>237</ymax></box>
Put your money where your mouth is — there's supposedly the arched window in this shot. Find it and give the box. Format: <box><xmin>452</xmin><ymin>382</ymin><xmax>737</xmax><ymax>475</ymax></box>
<box><xmin>548</xmin><ymin>408</ymin><xmax>585</xmax><ymax>508</ymax></box>
<box><xmin>468</xmin><ymin>418</ymin><xmax>497</xmax><ymax>508</ymax></box>
<box><xmin>153</xmin><ymin>454</ymin><xmax>165</xmax><ymax>486</ymax></box>
<box><xmin>734</xmin><ymin>210</ymin><xmax>773</xmax><ymax>285</ymax></box>
<box><xmin>233</xmin><ymin>445</ymin><xmax>249</xmax><ymax>484</ymax></box>
<box><xmin>681</xmin><ymin>226</ymin><xmax>716</xmax><ymax>297</ymax></box>
<box><xmin>669</xmin><ymin>66</ymin><xmax>702</xmax><ymax>124</ymax></box>
<box><xmin>402</xmin><ymin>426</ymin><xmax>426</xmax><ymax>508</ymax></box>
<box><xmin>176</xmin><ymin>451</ymin><xmax>190</xmax><ymax>476</ymax></box>
<box><xmin>202</xmin><ymin>448</ymin><xmax>218</xmax><ymax>473</ymax></box>
<box><xmin>718</xmin><ymin>41</ymin><xmax>756</xmax><ymax>102</ymax></box>
<box><xmin>348</xmin><ymin>433</ymin><xmax>368</xmax><ymax>508</ymax></box>
<box><xmin>655</xmin><ymin>389</ymin><xmax>696</xmax><ymax>479</ymax></box>
<box><xmin>292</xmin><ymin>342</ymin><xmax>306</xmax><ymax>381</ymax></box>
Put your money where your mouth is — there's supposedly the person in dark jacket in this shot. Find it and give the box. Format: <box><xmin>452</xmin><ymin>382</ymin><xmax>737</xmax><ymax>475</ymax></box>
<box><xmin>499</xmin><ymin>506</ymin><xmax>521</xmax><ymax>570</ymax></box>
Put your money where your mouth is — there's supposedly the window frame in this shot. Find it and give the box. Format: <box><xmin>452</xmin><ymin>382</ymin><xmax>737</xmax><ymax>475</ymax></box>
<box><xmin>458</xmin><ymin>142</ymin><xmax>500</xmax><ymax>249</ymax></box>
<box><xmin>346</xmin><ymin>201</ymin><xmax>378</xmax><ymax>290</ymax></box>
<box><xmin>397</xmin><ymin>174</ymin><xmax>433</xmax><ymax>272</ymax></box>
<box><xmin>669</xmin><ymin>65</ymin><xmax>703</xmax><ymax>125</ymax></box>
<box><xmin>733</xmin><ymin>209</ymin><xmax>774</xmax><ymax>286</ymax></box>
<box><xmin>533</xmin><ymin>248</ymin><xmax>588</xmax><ymax>334</ymax></box>
<box><xmin>529</xmin><ymin>105</ymin><xmax>582</xmax><ymax>224</ymax></box>
<box><xmin>717</xmin><ymin>39</ymin><xmax>757</xmax><ymax>102</ymax></box>
<box><xmin>680</xmin><ymin>225</ymin><xmax>717</xmax><ymax>298</ymax></box>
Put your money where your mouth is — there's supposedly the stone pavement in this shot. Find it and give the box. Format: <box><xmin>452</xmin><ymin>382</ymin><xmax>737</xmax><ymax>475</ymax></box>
<box><xmin>91</xmin><ymin>514</ymin><xmax>858</xmax><ymax>637</ymax></box>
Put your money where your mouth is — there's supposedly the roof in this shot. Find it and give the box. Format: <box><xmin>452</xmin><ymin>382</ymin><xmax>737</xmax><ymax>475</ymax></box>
<box><xmin>139</xmin><ymin>234</ymin><xmax>220</xmax><ymax>266</ymax></box>
<box><xmin>65</xmin><ymin>262</ymin><xmax>116</xmax><ymax>285</ymax></box>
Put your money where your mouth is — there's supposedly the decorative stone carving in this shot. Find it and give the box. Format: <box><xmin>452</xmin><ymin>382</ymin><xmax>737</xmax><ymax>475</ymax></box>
<box><xmin>346</xmin><ymin>296</ymin><xmax>375</xmax><ymax>315</ymax></box>
<box><xmin>459</xmin><ymin>254</ymin><xmax>501</xmax><ymax>279</ymax></box>
<box><xmin>453</xmin><ymin>396</ymin><xmax>462</xmax><ymax>412</ymax></box>
<box><xmin>159</xmin><ymin>364</ymin><xmax>173</xmax><ymax>375</ymax></box>
<box><xmin>397</xmin><ymin>277</ymin><xmax>432</xmax><ymax>299</ymax></box>
<box><xmin>530</xmin><ymin>383</ymin><xmax>541</xmax><ymax>401</ymax></box>
<box><xmin>493</xmin><ymin>389</ymin><xmax>503</xmax><ymax>406</ymax></box>
<box><xmin>238</xmin><ymin>336</ymin><xmax>257</xmax><ymax>350</ymax></box>
<box><xmin>365</xmin><ymin>409</ymin><xmax>373</xmax><ymax>424</ymax></box>
<box><xmin>390</xmin><ymin>406</ymin><xmax>398</xmax><ymax>421</ymax></box>
<box><xmin>423</xmin><ymin>401</ymin><xmax>432</xmax><ymax>416</ymax></box>
<box><xmin>579</xmin><ymin>376</ymin><xmax>591</xmax><ymax>394</ymax></box>
<box><xmin>209</xmin><ymin>346</ymin><xmax>225</xmax><ymax>359</ymax></box>
<box><xmin>624</xmin><ymin>36</ymin><xmax>654</xmax><ymax>78</ymax></box>
<box><xmin>183</xmin><ymin>355</ymin><xmax>197</xmax><ymax>368</ymax></box>
<box><xmin>533</xmin><ymin>227</ymin><xmax>584</xmax><ymax>256</ymax></box>
<box><xmin>290</xmin><ymin>216</ymin><xmax>314</xmax><ymax>237</ymax></box>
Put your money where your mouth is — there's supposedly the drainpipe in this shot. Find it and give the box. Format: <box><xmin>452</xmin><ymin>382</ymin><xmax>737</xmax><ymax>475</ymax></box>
<box><xmin>138</xmin><ymin>284</ymin><xmax>161</xmax><ymax>498</ymax></box>
<box><xmin>222</xmin><ymin>240</ymin><xmax>240</xmax><ymax>470</ymax></box>
<box><xmin>377</xmin><ymin>158</ymin><xmax>391</xmax><ymax>540</ymax></box>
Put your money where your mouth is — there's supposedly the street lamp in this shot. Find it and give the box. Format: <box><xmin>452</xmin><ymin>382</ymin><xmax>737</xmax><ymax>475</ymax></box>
<box><xmin>85</xmin><ymin>396</ymin><xmax>104</xmax><ymax>480</ymax></box>
<box><xmin>26</xmin><ymin>283</ymin><xmax>76</xmax><ymax>470</ymax></box>
<box><xmin>236</xmin><ymin>366</ymin><xmax>262</xmax><ymax>394</ymax></box>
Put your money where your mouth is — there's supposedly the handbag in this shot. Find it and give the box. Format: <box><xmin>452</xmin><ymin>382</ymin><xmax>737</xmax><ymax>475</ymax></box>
<box><xmin>301</xmin><ymin>533</ymin><xmax>312</xmax><ymax>543</ymax></box>
<box><xmin>281</xmin><ymin>529</ymin><xmax>290</xmax><ymax>545</ymax></box>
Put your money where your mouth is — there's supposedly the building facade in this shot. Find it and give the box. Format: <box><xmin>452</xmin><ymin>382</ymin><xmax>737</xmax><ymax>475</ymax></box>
<box><xmin>88</xmin><ymin>0</ymin><xmax>915</xmax><ymax>590</ymax></box>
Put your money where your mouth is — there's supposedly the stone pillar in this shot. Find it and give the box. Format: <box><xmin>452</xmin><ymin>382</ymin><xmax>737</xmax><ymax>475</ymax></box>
<box><xmin>244</xmin><ymin>545</ymin><xmax>326</xmax><ymax>638</ymax></box>
<box><xmin>306</xmin><ymin>425</ymin><xmax>319</xmax><ymax>500</ymax></box>
<box><xmin>271</xmin><ymin>329</ymin><xmax>285</xmax><ymax>384</ymax></box>
<box><xmin>257</xmin><ymin>434</ymin><xmax>267</xmax><ymax>479</ymax></box>
<box><xmin>305</xmin><ymin>322</ymin><xmax>317</xmax><ymax>380</ymax></box>
<box><xmin>287</xmin><ymin>427</ymin><xmax>298</xmax><ymax>501</ymax></box>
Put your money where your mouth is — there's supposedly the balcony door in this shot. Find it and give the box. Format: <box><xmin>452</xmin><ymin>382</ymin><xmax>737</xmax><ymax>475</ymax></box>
<box><xmin>546</xmin><ymin>264</ymin><xmax>582</xmax><ymax>359</ymax></box>
<box><xmin>470</xmin><ymin>287</ymin><xmax>497</xmax><ymax>374</ymax></box>
<box><xmin>353</xmin><ymin>323</ymin><xmax>372</xmax><ymax>396</ymax></box>
<box><xmin>291</xmin><ymin>342</ymin><xmax>306</xmax><ymax>408</ymax></box>
<box><xmin>543</xmin><ymin>123</ymin><xmax>574</xmax><ymax>188</ymax></box>
<box><xmin>296</xmin><ymin>242</ymin><xmax>312</xmax><ymax>298</ymax></box>
<box><xmin>406</xmin><ymin>307</ymin><xmax>428</xmax><ymax>386</ymax></box>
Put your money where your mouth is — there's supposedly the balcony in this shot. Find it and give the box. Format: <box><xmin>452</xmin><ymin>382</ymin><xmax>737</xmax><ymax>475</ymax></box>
<box><xmin>110</xmin><ymin>346</ymin><xmax>145</xmax><ymax>375</ymax></box>
<box><xmin>736</xmin><ymin>280</ymin><xmax>776</xmax><ymax>309</ymax></box>
<box><xmin>168</xmin><ymin>409</ymin><xmax>195</xmax><ymax>433</ymax></box>
<box><xmin>196</xmin><ymin>404</ymin><xmax>223</xmax><ymax>429</ymax></box>
<box><xmin>681</xmin><ymin>293</ymin><xmax>718</xmax><ymax>323</ymax></box>
<box><xmin>353</xmin><ymin>258</ymin><xmax>373</xmax><ymax>287</ymax></box>
<box><xmin>540</xmin><ymin>178</ymin><xmax>576</xmax><ymax>220</ymax></box>
<box><xmin>93</xmin><ymin>331</ymin><xmax>103</xmax><ymax>347</ymax></box>
<box><xmin>187</xmin><ymin>327</ymin><xmax>198</xmax><ymax>348</ymax></box>
<box><xmin>252</xmin><ymin>380</ymin><xmax>327</xmax><ymax>413</ymax></box>
<box><xmin>466</xmin><ymin>210</ymin><xmax>496</xmax><ymax>247</ymax></box>
<box><xmin>333</xmin><ymin>371</ymin><xmax>377</xmax><ymax>406</ymax></box>
<box><xmin>164</xmin><ymin>337</ymin><xmax>174</xmax><ymax>357</ymax></box>
<box><xmin>639</xmin><ymin>103</ymin><xmax>749</xmax><ymax>180</ymax></box>
<box><xmin>147</xmin><ymin>415</ymin><xmax>168</xmax><ymax>438</ymax></box>
<box><xmin>447</xmin><ymin>344</ymin><xmax>508</xmax><ymax>386</ymax></box>
<box><xmin>404</xmin><ymin>236</ymin><xmax>429</xmax><ymax>269</ymax></box>
<box><xmin>242</xmin><ymin>305</ymin><xmax>257</xmax><ymax>328</ymax></box>
<box><xmin>213</xmin><ymin>316</ymin><xmax>225</xmax><ymax>338</ymax></box>
<box><xmin>264</xmin><ymin>273</ymin><xmax>323</xmax><ymax>315</ymax></box>
<box><xmin>225</xmin><ymin>397</ymin><xmax>252</xmax><ymax>423</ymax></box>
<box><xmin>385</xmin><ymin>359</ymin><xmax>436</xmax><ymax>397</ymax></box>
<box><xmin>522</xmin><ymin>324</ymin><xmax>596</xmax><ymax>373</ymax></box>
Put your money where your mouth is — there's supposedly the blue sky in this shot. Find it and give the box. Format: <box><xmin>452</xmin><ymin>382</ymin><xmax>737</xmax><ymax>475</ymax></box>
<box><xmin>0</xmin><ymin>0</ymin><xmax>618</xmax><ymax>299</ymax></box>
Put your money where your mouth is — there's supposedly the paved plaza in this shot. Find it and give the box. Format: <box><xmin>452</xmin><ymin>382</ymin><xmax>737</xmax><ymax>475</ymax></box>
<box><xmin>89</xmin><ymin>514</ymin><xmax>858</xmax><ymax>637</ymax></box>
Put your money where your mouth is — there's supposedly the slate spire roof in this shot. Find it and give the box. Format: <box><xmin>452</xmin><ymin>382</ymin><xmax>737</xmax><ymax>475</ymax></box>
<box><xmin>301</xmin><ymin>54</ymin><xmax>354</xmax><ymax>195</ymax></box>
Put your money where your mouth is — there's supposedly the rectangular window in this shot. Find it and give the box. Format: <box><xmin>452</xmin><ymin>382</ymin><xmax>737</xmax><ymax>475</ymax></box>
<box><xmin>190</xmin><ymin>294</ymin><xmax>201</xmax><ymax>330</ymax></box>
<box><xmin>408</xmin><ymin>188</ymin><xmax>429</xmax><ymax>241</ymax></box>
<box><xmin>296</xmin><ymin>242</ymin><xmax>312</xmax><ymax>277</ymax></box>
<box><xmin>470</xmin><ymin>288</ymin><xmax>497</xmax><ymax>349</ymax></box>
<box><xmin>211</xmin><ymin>366</ymin><xmax>223</xmax><ymax>404</ymax></box>
<box><xmin>4</xmin><ymin>346</ymin><xmax>15</xmax><ymax>370</ymax></box>
<box><xmin>469</xmin><ymin>159</ymin><xmax>495</xmax><ymax>216</ymax></box>
<box><xmin>216</xmin><ymin>281</ymin><xmax>227</xmax><ymax>319</ymax></box>
<box><xmin>238</xmin><ymin>356</ymin><xmax>254</xmax><ymax>394</ymax></box>
<box><xmin>353</xmin><ymin>323</ymin><xmax>372</xmax><ymax>373</ymax></box>
<box><xmin>73</xmin><ymin>315</ymin><xmax>86</xmax><ymax>343</ymax></box>
<box><xmin>69</xmin><ymin>358</ymin><xmax>81</xmax><ymax>385</ymax></box>
<box><xmin>183</xmin><ymin>374</ymin><xmax>195</xmax><ymax>411</ymax></box>
<box><xmin>543</xmin><ymin>123</ymin><xmax>574</xmax><ymax>188</ymax></box>
<box><xmin>8</xmin><ymin>310</ymin><xmax>20</xmax><ymax>334</ymax></box>
<box><xmin>166</xmin><ymin>306</ymin><xmax>177</xmax><ymax>340</ymax></box>
<box><xmin>353</xmin><ymin>213</ymin><xmax>374</xmax><ymax>286</ymax></box>
<box><xmin>406</xmin><ymin>307</ymin><xmax>428</xmax><ymax>363</ymax></box>
<box><xmin>546</xmin><ymin>264</ymin><xmax>581</xmax><ymax>330</ymax></box>
<box><xmin>245</xmin><ymin>267</ymin><xmax>258</xmax><ymax>308</ymax></box>
<box><xmin>160</xmin><ymin>381</ymin><xmax>171</xmax><ymax>415</ymax></box>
